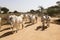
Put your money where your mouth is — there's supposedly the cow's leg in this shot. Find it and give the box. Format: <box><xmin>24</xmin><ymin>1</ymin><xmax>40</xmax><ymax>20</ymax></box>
<box><xmin>18</xmin><ymin>22</ymin><xmax>20</xmax><ymax>30</ymax></box>
<box><xmin>32</xmin><ymin>19</ymin><xmax>33</xmax><ymax>24</ymax></box>
<box><xmin>15</xmin><ymin>23</ymin><xmax>19</xmax><ymax>33</ymax></box>
<box><xmin>30</xmin><ymin>18</ymin><xmax>32</xmax><ymax>23</ymax></box>
<box><xmin>11</xmin><ymin>24</ymin><xmax>14</xmax><ymax>33</ymax></box>
<box><xmin>26</xmin><ymin>17</ymin><xmax>27</xmax><ymax>21</ymax></box>
<box><xmin>46</xmin><ymin>21</ymin><xmax>50</xmax><ymax>27</ymax></box>
<box><xmin>42</xmin><ymin>21</ymin><xmax>45</xmax><ymax>30</ymax></box>
<box><xmin>12</xmin><ymin>22</ymin><xmax>17</xmax><ymax>33</ymax></box>
<box><xmin>19</xmin><ymin>22</ymin><xmax>23</xmax><ymax>29</ymax></box>
<box><xmin>34</xmin><ymin>19</ymin><xmax>35</xmax><ymax>24</ymax></box>
<box><xmin>35</xmin><ymin>17</ymin><xmax>37</xmax><ymax>23</ymax></box>
<box><xmin>11</xmin><ymin>22</ymin><xmax>13</xmax><ymax>31</ymax></box>
<box><xmin>16</xmin><ymin>22</ymin><xmax>21</xmax><ymax>33</ymax></box>
<box><xmin>21</xmin><ymin>22</ymin><xmax>24</xmax><ymax>29</ymax></box>
<box><xmin>32</xmin><ymin>19</ymin><xmax>35</xmax><ymax>24</ymax></box>
<box><xmin>32</xmin><ymin>19</ymin><xmax>34</xmax><ymax>24</ymax></box>
<box><xmin>10</xmin><ymin>22</ymin><xmax>13</xmax><ymax>29</ymax></box>
<box><xmin>0</xmin><ymin>24</ymin><xmax>1</xmax><ymax>31</ymax></box>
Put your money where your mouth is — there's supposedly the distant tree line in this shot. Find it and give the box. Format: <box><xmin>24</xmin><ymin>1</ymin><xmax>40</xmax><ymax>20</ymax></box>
<box><xmin>29</xmin><ymin>1</ymin><xmax>60</xmax><ymax>16</ymax></box>
<box><xmin>0</xmin><ymin>7</ymin><xmax>19</xmax><ymax>14</ymax></box>
<box><xmin>0</xmin><ymin>1</ymin><xmax>60</xmax><ymax>17</ymax></box>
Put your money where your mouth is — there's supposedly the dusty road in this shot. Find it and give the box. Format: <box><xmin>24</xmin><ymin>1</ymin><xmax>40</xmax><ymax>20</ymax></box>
<box><xmin>0</xmin><ymin>17</ymin><xmax>60</xmax><ymax>40</ymax></box>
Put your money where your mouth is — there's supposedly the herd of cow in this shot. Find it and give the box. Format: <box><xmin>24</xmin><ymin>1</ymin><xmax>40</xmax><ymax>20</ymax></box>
<box><xmin>0</xmin><ymin>13</ymin><xmax>51</xmax><ymax>33</ymax></box>
<box><xmin>8</xmin><ymin>14</ymin><xmax>37</xmax><ymax>32</ymax></box>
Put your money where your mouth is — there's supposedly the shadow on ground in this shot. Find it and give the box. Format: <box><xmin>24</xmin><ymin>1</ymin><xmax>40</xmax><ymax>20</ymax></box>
<box><xmin>52</xmin><ymin>19</ymin><xmax>60</xmax><ymax>25</ymax></box>
<box><xmin>0</xmin><ymin>31</ymin><xmax>15</xmax><ymax>38</ymax></box>
<box><xmin>25</xmin><ymin>20</ymin><xmax>37</xmax><ymax>28</ymax></box>
<box><xmin>25</xmin><ymin>23</ymin><xmax>34</xmax><ymax>28</ymax></box>
<box><xmin>25</xmin><ymin>21</ymin><xmax>31</xmax><ymax>24</ymax></box>
<box><xmin>35</xmin><ymin>26</ymin><xmax>48</xmax><ymax>31</ymax></box>
<box><xmin>0</xmin><ymin>27</ymin><xmax>13</xmax><ymax>32</ymax></box>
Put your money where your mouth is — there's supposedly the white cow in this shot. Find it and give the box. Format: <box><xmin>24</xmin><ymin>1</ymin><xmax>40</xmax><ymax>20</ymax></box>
<box><xmin>9</xmin><ymin>15</ymin><xmax>18</xmax><ymax>32</ymax></box>
<box><xmin>41</xmin><ymin>15</ymin><xmax>51</xmax><ymax>27</ymax></box>
<box><xmin>20</xmin><ymin>14</ymin><xmax>24</xmax><ymax>18</ymax></box>
<box><xmin>24</xmin><ymin>14</ymin><xmax>30</xmax><ymax>22</ymax></box>
<box><xmin>16</xmin><ymin>15</ymin><xmax>24</xmax><ymax>29</ymax></box>
<box><xmin>9</xmin><ymin>14</ymin><xmax>24</xmax><ymax>32</ymax></box>
<box><xmin>30</xmin><ymin>14</ymin><xmax>37</xmax><ymax>24</ymax></box>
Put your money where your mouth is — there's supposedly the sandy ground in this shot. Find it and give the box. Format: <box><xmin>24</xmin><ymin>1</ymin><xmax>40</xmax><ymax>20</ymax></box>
<box><xmin>0</xmin><ymin>17</ymin><xmax>60</xmax><ymax>40</ymax></box>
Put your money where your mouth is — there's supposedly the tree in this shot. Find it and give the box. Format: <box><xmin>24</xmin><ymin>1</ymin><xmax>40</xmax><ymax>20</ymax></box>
<box><xmin>47</xmin><ymin>6</ymin><xmax>60</xmax><ymax>16</ymax></box>
<box><xmin>56</xmin><ymin>1</ymin><xmax>60</xmax><ymax>6</ymax></box>
<box><xmin>38</xmin><ymin>6</ymin><xmax>48</xmax><ymax>16</ymax></box>
<box><xmin>38</xmin><ymin>6</ymin><xmax>44</xmax><ymax>13</ymax></box>
<box><xmin>14</xmin><ymin>10</ymin><xmax>18</xmax><ymax>13</ymax></box>
<box><xmin>30</xmin><ymin>9</ymin><xmax>35</xmax><ymax>13</ymax></box>
<box><xmin>30</xmin><ymin>9</ymin><xmax>35</xmax><ymax>14</ymax></box>
<box><xmin>9</xmin><ymin>12</ymin><xmax>12</xmax><ymax>13</ymax></box>
<box><xmin>35</xmin><ymin>10</ymin><xmax>40</xmax><ymax>13</ymax></box>
<box><xmin>1</xmin><ymin>7</ymin><xmax>9</xmax><ymax>13</ymax></box>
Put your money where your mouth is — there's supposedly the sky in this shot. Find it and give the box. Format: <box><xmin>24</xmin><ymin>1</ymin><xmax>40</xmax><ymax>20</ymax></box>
<box><xmin>0</xmin><ymin>0</ymin><xmax>60</xmax><ymax>12</ymax></box>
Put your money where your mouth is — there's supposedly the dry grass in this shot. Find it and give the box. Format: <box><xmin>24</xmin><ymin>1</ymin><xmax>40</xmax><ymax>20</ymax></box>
<box><xmin>0</xmin><ymin>13</ymin><xmax>21</xmax><ymax>25</ymax></box>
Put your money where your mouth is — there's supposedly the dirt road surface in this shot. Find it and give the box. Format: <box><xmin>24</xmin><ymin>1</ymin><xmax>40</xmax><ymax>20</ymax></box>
<box><xmin>0</xmin><ymin>17</ymin><xmax>60</xmax><ymax>40</ymax></box>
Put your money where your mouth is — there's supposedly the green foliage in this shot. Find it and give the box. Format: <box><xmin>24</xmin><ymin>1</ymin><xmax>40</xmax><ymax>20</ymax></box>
<box><xmin>35</xmin><ymin>10</ymin><xmax>40</xmax><ymax>13</ymax></box>
<box><xmin>14</xmin><ymin>10</ymin><xmax>18</xmax><ymax>13</ymax></box>
<box><xmin>47</xmin><ymin>6</ymin><xmax>60</xmax><ymax>16</ymax></box>
<box><xmin>9</xmin><ymin>12</ymin><xmax>12</xmax><ymax>13</ymax></box>
<box><xmin>30</xmin><ymin>9</ymin><xmax>36</xmax><ymax>14</ymax></box>
<box><xmin>56</xmin><ymin>1</ymin><xmax>60</xmax><ymax>6</ymax></box>
<box><xmin>1</xmin><ymin>7</ymin><xmax>9</xmax><ymax>13</ymax></box>
<box><xmin>30</xmin><ymin>9</ymin><xmax>35</xmax><ymax>13</ymax></box>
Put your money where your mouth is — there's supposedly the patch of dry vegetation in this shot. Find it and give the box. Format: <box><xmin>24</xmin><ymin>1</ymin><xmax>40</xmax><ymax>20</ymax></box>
<box><xmin>0</xmin><ymin>13</ymin><xmax>21</xmax><ymax>25</ymax></box>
